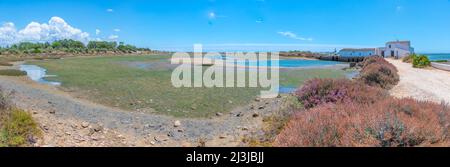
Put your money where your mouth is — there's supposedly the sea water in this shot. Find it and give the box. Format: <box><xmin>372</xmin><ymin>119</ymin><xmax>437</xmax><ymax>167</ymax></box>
<box><xmin>19</xmin><ymin>65</ymin><xmax>61</xmax><ymax>86</ymax></box>
<box><xmin>425</xmin><ymin>54</ymin><xmax>450</xmax><ymax>61</ymax></box>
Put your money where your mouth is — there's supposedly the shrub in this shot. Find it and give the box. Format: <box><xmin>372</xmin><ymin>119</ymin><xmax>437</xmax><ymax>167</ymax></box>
<box><xmin>402</xmin><ymin>54</ymin><xmax>416</xmax><ymax>63</ymax></box>
<box><xmin>0</xmin><ymin>69</ymin><xmax>27</xmax><ymax>76</ymax></box>
<box><xmin>413</xmin><ymin>55</ymin><xmax>431</xmax><ymax>68</ymax></box>
<box><xmin>359</xmin><ymin>63</ymin><xmax>399</xmax><ymax>89</ymax></box>
<box><xmin>1</xmin><ymin>88</ymin><xmax>40</xmax><ymax>147</ymax></box>
<box><xmin>0</xmin><ymin>109</ymin><xmax>41</xmax><ymax>147</ymax></box>
<box><xmin>274</xmin><ymin>98</ymin><xmax>450</xmax><ymax>147</ymax></box>
<box><xmin>357</xmin><ymin>56</ymin><xmax>399</xmax><ymax>89</ymax></box>
<box><xmin>295</xmin><ymin>78</ymin><xmax>388</xmax><ymax>109</ymax></box>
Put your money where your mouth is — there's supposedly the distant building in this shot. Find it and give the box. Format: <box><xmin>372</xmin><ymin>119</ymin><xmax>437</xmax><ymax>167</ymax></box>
<box><xmin>338</xmin><ymin>48</ymin><xmax>377</xmax><ymax>57</ymax></box>
<box><xmin>376</xmin><ymin>41</ymin><xmax>415</xmax><ymax>59</ymax></box>
<box><xmin>338</xmin><ymin>40</ymin><xmax>414</xmax><ymax>59</ymax></box>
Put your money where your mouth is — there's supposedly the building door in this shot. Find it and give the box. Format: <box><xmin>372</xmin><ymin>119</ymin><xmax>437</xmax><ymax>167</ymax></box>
<box><xmin>391</xmin><ymin>51</ymin><xmax>395</xmax><ymax>57</ymax></box>
<box><xmin>381</xmin><ymin>51</ymin><xmax>385</xmax><ymax>58</ymax></box>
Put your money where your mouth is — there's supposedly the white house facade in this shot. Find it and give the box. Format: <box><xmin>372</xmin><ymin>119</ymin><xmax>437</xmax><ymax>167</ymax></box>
<box><xmin>338</xmin><ymin>40</ymin><xmax>414</xmax><ymax>59</ymax></box>
<box><xmin>376</xmin><ymin>41</ymin><xmax>415</xmax><ymax>59</ymax></box>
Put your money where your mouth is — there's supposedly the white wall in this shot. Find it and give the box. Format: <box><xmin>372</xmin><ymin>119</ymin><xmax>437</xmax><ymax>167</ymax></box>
<box><xmin>339</xmin><ymin>50</ymin><xmax>375</xmax><ymax>57</ymax></box>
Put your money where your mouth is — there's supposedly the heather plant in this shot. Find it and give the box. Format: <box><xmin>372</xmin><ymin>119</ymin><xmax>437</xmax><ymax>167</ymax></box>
<box><xmin>274</xmin><ymin>98</ymin><xmax>450</xmax><ymax>147</ymax></box>
<box><xmin>295</xmin><ymin>78</ymin><xmax>387</xmax><ymax>109</ymax></box>
<box><xmin>357</xmin><ymin>56</ymin><xmax>399</xmax><ymax>89</ymax></box>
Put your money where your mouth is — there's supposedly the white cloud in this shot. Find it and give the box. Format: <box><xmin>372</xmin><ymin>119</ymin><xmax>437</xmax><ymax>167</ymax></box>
<box><xmin>0</xmin><ymin>22</ymin><xmax>17</xmax><ymax>45</ymax></box>
<box><xmin>0</xmin><ymin>16</ymin><xmax>90</xmax><ymax>45</ymax></box>
<box><xmin>208</xmin><ymin>12</ymin><xmax>216</xmax><ymax>19</ymax></box>
<box><xmin>96</xmin><ymin>29</ymin><xmax>101</xmax><ymax>35</ymax></box>
<box><xmin>107</xmin><ymin>9</ymin><xmax>114</xmax><ymax>12</ymax></box>
<box><xmin>108</xmin><ymin>35</ymin><xmax>119</xmax><ymax>41</ymax></box>
<box><xmin>113</xmin><ymin>29</ymin><xmax>121</xmax><ymax>32</ymax></box>
<box><xmin>277</xmin><ymin>31</ymin><xmax>313</xmax><ymax>41</ymax></box>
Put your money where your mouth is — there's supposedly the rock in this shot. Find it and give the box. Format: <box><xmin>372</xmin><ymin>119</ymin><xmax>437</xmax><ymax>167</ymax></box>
<box><xmin>255</xmin><ymin>98</ymin><xmax>261</xmax><ymax>102</ymax></box>
<box><xmin>174</xmin><ymin>120</ymin><xmax>181</xmax><ymax>127</ymax></box>
<box><xmin>277</xmin><ymin>94</ymin><xmax>282</xmax><ymax>98</ymax></box>
<box><xmin>191</xmin><ymin>106</ymin><xmax>197</xmax><ymax>110</ymax></box>
<box><xmin>235</xmin><ymin>112</ymin><xmax>243</xmax><ymax>117</ymax></box>
<box><xmin>150</xmin><ymin>141</ymin><xmax>156</xmax><ymax>145</ymax></box>
<box><xmin>241</xmin><ymin>127</ymin><xmax>249</xmax><ymax>131</ymax></box>
<box><xmin>250</xmin><ymin>105</ymin><xmax>255</xmax><ymax>110</ymax></box>
<box><xmin>91</xmin><ymin>124</ymin><xmax>103</xmax><ymax>132</ymax></box>
<box><xmin>219</xmin><ymin>135</ymin><xmax>227</xmax><ymax>139</ymax></box>
<box><xmin>49</xmin><ymin>109</ymin><xmax>56</xmax><ymax>114</ymax></box>
<box><xmin>81</xmin><ymin>122</ymin><xmax>89</xmax><ymax>128</ymax></box>
<box><xmin>32</xmin><ymin>110</ymin><xmax>38</xmax><ymax>114</ymax></box>
<box><xmin>65</xmin><ymin>131</ymin><xmax>72</xmax><ymax>136</ymax></box>
<box><xmin>252</xmin><ymin>113</ymin><xmax>259</xmax><ymax>118</ymax></box>
<box><xmin>228</xmin><ymin>100</ymin><xmax>233</xmax><ymax>104</ymax></box>
<box><xmin>177</xmin><ymin>129</ymin><xmax>184</xmax><ymax>132</ymax></box>
<box><xmin>216</xmin><ymin>112</ymin><xmax>223</xmax><ymax>116</ymax></box>
<box><xmin>258</xmin><ymin>106</ymin><xmax>265</xmax><ymax>110</ymax></box>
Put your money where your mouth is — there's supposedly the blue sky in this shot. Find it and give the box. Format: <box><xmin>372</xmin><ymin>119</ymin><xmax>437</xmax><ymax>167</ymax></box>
<box><xmin>0</xmin><ymin>0</ymin><xmax>449</xmax><ymax>52</ymax></box>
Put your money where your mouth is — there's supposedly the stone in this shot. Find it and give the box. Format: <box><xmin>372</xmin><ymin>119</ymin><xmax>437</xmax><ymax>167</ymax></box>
<box><xmin>258</xmin><ymin>106</ymin><xmax>265</xmax><ymax>110</ymax></box>
<box><xmin>235</xmin><ymin>112</ymin><xmax>243</xmax><ymax>117</ymax></box>
<box><xmin>174</xmin><ymin>120</ymin><xmax>181</xmax><ymax>127</ymax></box>
<box><xmin>81</xmin><ymin>122</ymin><xmax>89</xmax><ymax>128</ymax></box>
<box><xmin>219</xmin><ymin>135</ymin><xmax>227</xmax><ymax>139</ymax></box>
<box><xmin>91</xmin><ymin>124</ymin><xmax>103</xmax><ymax>132</ymax></box>
<box><xmin>49</xmin><ymin>109</ymin><xmax>56</xmax><ymax>114</ymax></box>
<box><xmin>216</xmin><ymin>112</ymin><xmax>223</xmax><ymax>116</ymax></box>
<box><xmin>255</xmin><ymin>98</ymin><xmax>261</xmax><ymax>102</ymax></box>
<box><xmin>252</xmin><ymin>113</ymin><xmax>259</xmax><ymax>118</ymax></box>
<box><xmin>228</xmin><ymin>100</ymin><xmax>233</xmax><ymax>104</ymax></box>
<box><xmin>177</xmin><ymin>129</ymin><xmax>184</xmax><ymax>132</ymax></box>
<box><xmin>150</xmin><ymin>141</ymin><xmax>156</xmax><ymax>145</ymax></box>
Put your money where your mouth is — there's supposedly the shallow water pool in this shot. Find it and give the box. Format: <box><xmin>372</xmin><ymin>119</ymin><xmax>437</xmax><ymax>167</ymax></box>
<box><xmin>19</xmin><ymin>65</ymin><xmax>61</xmax><ymax>86</ymax></box>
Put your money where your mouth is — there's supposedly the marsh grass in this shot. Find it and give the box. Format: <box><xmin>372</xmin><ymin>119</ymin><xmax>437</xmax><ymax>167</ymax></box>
<box><xmin>30</xmin><ymin>55</ymin><xmax>347</xmax><ymax>117</ymax></box>
<box><xmin>0</xmin><ymin>62</ymin><xmax>13</xmax><ymax>66</ymax></box>
<box><xmin>0</xmin><ymin>69</ymin><xmax>27</xmax><ymax>76</ymax></box>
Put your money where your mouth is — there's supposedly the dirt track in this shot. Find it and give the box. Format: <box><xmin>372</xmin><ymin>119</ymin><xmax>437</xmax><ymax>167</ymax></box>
<box><xmin>388</xmin><ymin>59</ymin><xmax>450</xmax><ymax>104</ymax></box>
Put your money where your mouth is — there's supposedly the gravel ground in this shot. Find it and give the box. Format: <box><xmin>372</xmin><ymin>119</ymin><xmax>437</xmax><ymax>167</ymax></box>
<box><xmin>0</xmin><ymin>74</ymin><xmax>283</xmax><ymax>147</ymax></box>
<box><xmin>388</xmin><ymin>59</ymin><xmax>450</xmax><ymax>104</ymax></box>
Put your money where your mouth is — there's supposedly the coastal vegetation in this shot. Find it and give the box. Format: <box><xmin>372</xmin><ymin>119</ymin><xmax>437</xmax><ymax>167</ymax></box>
<box><xmin>403</xmin><ymin>54</ymin><xmax>431</xmax><ymax>68</ymax></box>
<box><xmin>0</xmin><ymin>89</ymin><xmax>41</xmax><ymax>147</ymax></box>
<box><xmin>0</xmin><ymin>39</ymin><xmax>152</xmax><ymax>58</ymax></box>
<box><xmin>273</xmin><ymin>56</ymin><xmax>450</xmax><ymax>147</ymax></box>
<box><xmin>0</xmin><ymin>69</ymin><xmax>27</xmax><ymax>76</ymax></box>
<box><xmin>357</xmin><ymin>56</ymin><xmax>399</xmax><ymax>89</ymax></box>
<box><xmin>29</xmin><ymin>55</ymin><xmax>347</xmax><ymax>117</ymax></box>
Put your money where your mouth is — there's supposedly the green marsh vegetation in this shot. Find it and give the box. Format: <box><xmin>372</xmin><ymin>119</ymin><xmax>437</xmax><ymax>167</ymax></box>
<box><xmin>29</xmin><ymin>55</ymin><xmax>348</xmax><ymax>117</ymax></box>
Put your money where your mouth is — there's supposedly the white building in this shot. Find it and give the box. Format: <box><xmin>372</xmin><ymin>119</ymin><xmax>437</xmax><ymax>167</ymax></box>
<box><xmin>376</xmin><ymin>41</ymin><xmax>415</xmax><ymax>59</ymax></box>
<box><xmin>338</xmin><ymin>40</ymin><xmax>414</xmax><ymax>59</ymax></box>
<box><xmin>338</xmin><ymin>48</ymin><xmax>377</xmax><ymax>57</ymax></box>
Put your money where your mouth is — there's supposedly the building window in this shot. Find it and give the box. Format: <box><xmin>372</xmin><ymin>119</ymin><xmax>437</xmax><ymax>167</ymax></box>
<box><xmin>389</xmin><ymin>45</ymin><xmax>391</xmax><ymax>48</ymax></box>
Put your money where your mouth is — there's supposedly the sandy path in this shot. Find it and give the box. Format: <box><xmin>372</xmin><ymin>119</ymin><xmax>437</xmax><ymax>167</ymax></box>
<box><xmin>388</xmin><ymin>59</ymin><xmax>450</xmax><ymax>104</ymax></box>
